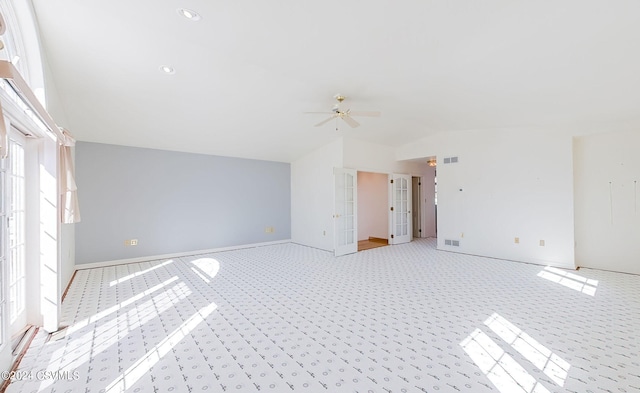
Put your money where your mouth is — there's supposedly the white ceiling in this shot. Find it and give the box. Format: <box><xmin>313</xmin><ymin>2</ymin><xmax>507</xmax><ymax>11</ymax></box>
<box><xmin>31</xmin><ymin>0</ymin><xmax>640</xmax><ymax>162</ymax></box>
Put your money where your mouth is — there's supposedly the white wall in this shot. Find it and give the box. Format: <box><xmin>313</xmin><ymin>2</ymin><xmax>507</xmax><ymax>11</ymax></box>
<box><xmin>45</xmin><ymin>73</ymin><xmax>75</xmax><ymax>294</ymax></box>
<box><xmin>41</xmin><ymin>30</ymin><xmax>76</xmax><ymax>294</ymax></box>
<box><xmin>24</xmin><ymin>138</ymin><xmax>42</xmax><ymax>328</ymax></box>
<box><xmin>574</xmin><ymin>130</ymin><xmax>640</xmax><ymax>274</ymax></box>
<box><xmin>291</xmin><ymin>138</ymin><xmax>343</xmax><ymax>251</ymax></box>
<box><xmin>39</xmin><ymin>136</ymin><xmax>62</xmax><ymax>332</ymax></box>
<box><xmin>343</xmin><ymin>137</ymin><xmax>422</xmax><ymax>174</ymax></box>
<box><xmin>292</xmin><ymin>137</ymin><xmax>427</xmax><ymax>251</ymax></box>
<box><xmin>357</xmin><ymin>172</ymin><xmax>388</xmax><ymax>241</ymax></box>
<box><xmin>397</xmin><ymin>129</ymin><xmax>575</xmax><ymax>268</ymax></box>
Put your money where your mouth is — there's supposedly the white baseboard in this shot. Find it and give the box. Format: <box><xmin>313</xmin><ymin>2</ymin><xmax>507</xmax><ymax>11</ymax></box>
<box><xmin>74</xmin><ymin>239</ymin><xmax>292</xmax><ymax>270</ymax></box>
<box><xmin>435</xmin><ymin>246</ymin><xmax>576</xmax><ymax>270</ymax></box>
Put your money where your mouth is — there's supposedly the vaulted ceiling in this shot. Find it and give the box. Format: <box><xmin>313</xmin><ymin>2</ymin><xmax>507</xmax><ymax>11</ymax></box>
<box><xmin>32</xmin><ymin>0</ymin><xmax>640</xmax><ymax>162</ymax></box>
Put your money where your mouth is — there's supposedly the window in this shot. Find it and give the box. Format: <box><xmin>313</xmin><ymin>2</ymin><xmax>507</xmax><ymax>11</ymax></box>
<box><xmin>0</xmin><ymin>1</ymin><xmax>30</xmax><ymax>82</ymax></box>
<box><xmin>0</xmin><ymin>154</ymin><xmax>6</xmax><ymax>347</ymax></box>
<box><xmin>0</xmin><ymin>0</ymin><xmax>50</xmax><ymax>353</ymax></box>
<box><xmin>8</xmin><ymin>137</ymin><xmax>25</xmax><ymax>323</ymax></box>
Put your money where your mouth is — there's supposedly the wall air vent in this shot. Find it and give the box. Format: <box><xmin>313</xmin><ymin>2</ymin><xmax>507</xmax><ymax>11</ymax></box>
<box><xmin>445</xmin><ymin>239</ymin><xmax>460</xmax><ymax>247</ymax></box>
<box><xmin>443</xmin><ymin>156</ymin><xmax>459</xmax><ymax>164</ymax></box>
<box><xmin>445</xmin><ymin>239</ymin><xmax>452</xmax><ymax>246</ymax></box>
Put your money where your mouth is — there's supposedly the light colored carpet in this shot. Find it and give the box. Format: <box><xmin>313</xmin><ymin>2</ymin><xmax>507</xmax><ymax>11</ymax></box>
<box><xmin>8</xmin><ymin>238</ymin><xmax>639</xmax><ymax>393</ymax></box>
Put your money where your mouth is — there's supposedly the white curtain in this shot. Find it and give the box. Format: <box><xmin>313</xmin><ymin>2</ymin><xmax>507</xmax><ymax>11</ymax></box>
<box><xmin>59</xmin><ymin>128</ymin><xmax>81</xmax><ymax>223</ymax></box>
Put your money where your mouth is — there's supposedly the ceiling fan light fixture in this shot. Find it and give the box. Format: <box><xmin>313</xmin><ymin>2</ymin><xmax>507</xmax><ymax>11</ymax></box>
<box><xmin>177</xmin><ymin>8</ymin><xmax>201</xmax><ymax>21</ymax></box>
<box><xmin>428</xmin><ymin>159</ymin><xmax>437</xmax><ymax>167</ymax></box>
<box><xmin>305</xmin><ymin>94</ymin><xmax>380</xmax><ymax>129</ymax></box>
<box><xmin>160</xmin><ymin>65</ymin><xmax>175</xmax><ymax>74</ymax></box>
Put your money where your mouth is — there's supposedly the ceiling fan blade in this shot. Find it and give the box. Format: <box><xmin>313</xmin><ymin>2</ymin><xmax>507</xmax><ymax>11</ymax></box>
<box><xmin>347</xmin><ymin>111</ymin><xmax>381</xmax><ymax>117</ymax></box>
<box><xmin>342</xmin><ymin>115</ymin><xmax>360</xmax><ymax>128</ymax></box>
<box><xmin>315</xmin><ymin>115</ymin><xmax>337</xmax><ymax>127</ymax></box>
<box><xmin>304</xmin><ymin>111</ymin><xmax>334</xmax><ymax>115</ymax></box>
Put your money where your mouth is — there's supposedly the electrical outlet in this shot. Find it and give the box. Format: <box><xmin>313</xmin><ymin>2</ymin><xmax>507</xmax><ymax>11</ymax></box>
<box><xmin>265</xmin><ymin>227</ymin><xmax>275</xmax><ymax>233</ymax></box>
<box><xmin>460</xmin><ymin>233</ymin><xmax>464</xmax><ymax>238</ymax></box>
<box><xmin>539</xmin><ymin>239</ymin><xmax>545</xmax><ymax>246</ymax></box>
<box><xmin>125</xmin><ymin>239</ymin><xmax>138</xmax><ymax>246</ymax></box>
<box><xmin>514</xmin><ymin>237</ymin><xmax>519</xmax><ymax>244</ymax></box>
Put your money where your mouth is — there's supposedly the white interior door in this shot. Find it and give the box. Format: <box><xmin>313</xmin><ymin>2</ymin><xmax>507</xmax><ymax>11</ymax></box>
<box><xmin>390</xmin><ymin>174</ymin><xmax>412</xmax><ymax>244</ymax></box>
<box><xmin>334</xmin><ymin>168</ymin><xmax>357</xmax><ymax>256</ymax></box>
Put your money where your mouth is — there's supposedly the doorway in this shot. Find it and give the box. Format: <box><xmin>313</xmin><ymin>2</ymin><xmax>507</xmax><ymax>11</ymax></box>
<box><xmin>434</xmin><ymin>169</ymin><xmax>437</xmax><ymax>237</ymax></box>
<box><xmin>334</xmin><ymin>169</ymin><xmax>414</xmax><ymax>256</ymax></box>
<box><xmin>0</xmin><ymin>128</ymin><xmax>34</xmax><ymax>368</ymax></box>
<box><xmin>357</xmin><ymin>171</ymin><xmax>388</xmax><ymax>251</ymax></box>
<box><xmin>420</xmin><ymin>160</ymin><xmax>437</xmax><ymax>239</ymax></box>
<box><xmin>412</xmin><ymin>177</ymin><xmax>421</xmax><ymax>238</ymax></box>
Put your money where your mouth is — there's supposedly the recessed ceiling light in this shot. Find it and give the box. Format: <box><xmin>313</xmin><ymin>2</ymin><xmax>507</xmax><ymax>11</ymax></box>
<box><xmin>160</xmin><ymin>65</ymin><xmax>175</xmax><ymax>74</ymax></box>
<box><xmin>177</xmin><ymin>8</ymin><xmax>201</xmax><ymax>21</ymax></box>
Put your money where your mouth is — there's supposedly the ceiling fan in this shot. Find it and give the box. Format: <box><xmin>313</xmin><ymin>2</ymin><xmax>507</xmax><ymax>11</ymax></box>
<box><xmin>305</xmin><ymin>94</ymin><xmax>380</xmax><ymax>128</ymax></box>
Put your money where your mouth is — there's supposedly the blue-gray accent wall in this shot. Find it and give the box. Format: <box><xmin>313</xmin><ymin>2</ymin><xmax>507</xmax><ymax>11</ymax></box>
<box><xmin>75</xmin><ymin>142</ymin><xmax>291</xmax><ymax>264</ymax></box>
